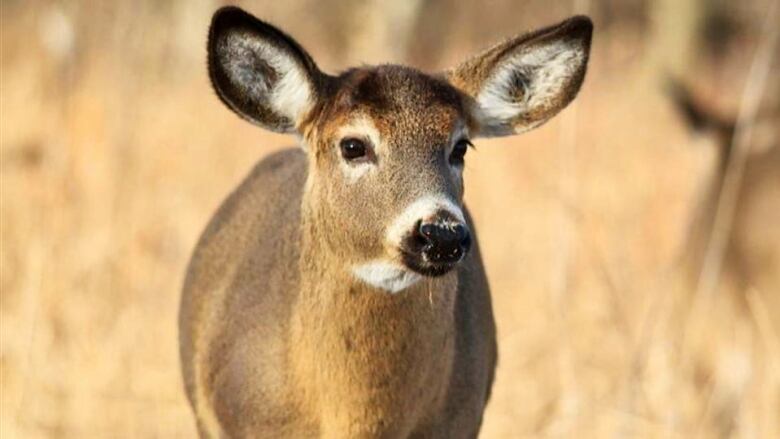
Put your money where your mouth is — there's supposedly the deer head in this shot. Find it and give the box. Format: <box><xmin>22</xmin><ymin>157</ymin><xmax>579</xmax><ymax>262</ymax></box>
<box><xmin>207</xmin><ymin>7</ymin><xmax>592</xmax><ymax>292</ymax></box>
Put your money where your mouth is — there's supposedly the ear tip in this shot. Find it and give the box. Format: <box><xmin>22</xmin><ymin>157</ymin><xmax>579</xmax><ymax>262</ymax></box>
<box><xmin>210</xmin><ymin>7</ymin><xmax>276</xmax><ymax>40</ymax></box>
<box><xmin>211</xmin><ymin>6</ymin><xmax>251</xmax><ymax>28</ymax></box>
<box><xmin>209</xmin><ymin>7</ymin><xmax>250</xmax><ymax>47</ymax></box>
<box><xmin>562</xmin><ymin>15</ymin><xmax>593</xmax><ymax>45</ymax></box>
<box><xmin>207</xmin><ymin>8</ymin><xmax>282</xmax><ymax>62</ymax></box>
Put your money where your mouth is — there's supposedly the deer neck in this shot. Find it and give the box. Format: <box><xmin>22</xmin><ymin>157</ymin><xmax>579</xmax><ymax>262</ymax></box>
<box><xmin>288</xmin><ymin>194</ymin><xmax>458</xmax><ymax>428</ymax></box>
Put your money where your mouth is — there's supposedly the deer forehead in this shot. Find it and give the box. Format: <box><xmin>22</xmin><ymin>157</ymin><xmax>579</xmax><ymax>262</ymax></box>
<box><xmin>314</xmin><ymin>66</ymin><xmax>469</xmax><ymax>145</ymax></box>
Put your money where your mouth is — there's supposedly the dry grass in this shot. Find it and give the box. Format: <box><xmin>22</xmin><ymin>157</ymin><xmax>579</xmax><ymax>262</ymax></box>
<box><xmin>2</xmin><ymin>1</ymin><xmax>778</xmax><ymax>437</ymax></box>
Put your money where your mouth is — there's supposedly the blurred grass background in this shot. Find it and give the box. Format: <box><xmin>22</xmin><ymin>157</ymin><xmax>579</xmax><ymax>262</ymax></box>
<box><xmin>2</xmin><ymin>0</ymin><xmax>779</xmax><ymax>437</ymax></box>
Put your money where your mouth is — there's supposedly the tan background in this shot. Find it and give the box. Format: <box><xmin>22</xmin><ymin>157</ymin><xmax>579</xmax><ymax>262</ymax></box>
<box><xmin>2</xmin><ymin>0</ymin><xmax>779</xmax><ymax>437</ymax></box>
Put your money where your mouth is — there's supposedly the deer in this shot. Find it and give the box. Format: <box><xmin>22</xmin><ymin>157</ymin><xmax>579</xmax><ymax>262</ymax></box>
<box><xmin>179</xmin><ymin>6</ymin><xmax>592</xmax><ymax>438</ymax></box>
<box><xmin>669</xmin><ymin>80</ymin><xmax>780</xmax><ymax>322</ymax></box>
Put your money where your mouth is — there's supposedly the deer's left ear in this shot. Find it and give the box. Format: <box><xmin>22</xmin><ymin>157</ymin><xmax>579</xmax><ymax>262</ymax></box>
<box><xmin>208</xmin><ymin>6</ymin><xmax>327</xmax><ymax>134</ymax></box>
<box><xmin>446</xmin><ymin>16</ymin><xmax>592</xmax><ymax>137</ymax></box>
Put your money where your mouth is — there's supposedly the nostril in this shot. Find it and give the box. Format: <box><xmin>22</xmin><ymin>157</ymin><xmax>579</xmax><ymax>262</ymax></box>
<box><xmin>419</xmin><ymin>223</ymin><xmax>436</xmax><ymax>239</ymax></box>
<box><xmin>453</xmin><ymin>223</ymin><xmax>471</xmax><ymax>254</ymax></box>
<box><xmin>413</xmin><ymin>221</ymin><xmax>433</xmax><ymax>248</ymax></box>
<box><xmin>453</xmin><ymin>223</ymin><xmax>467</xmax><ymax>240</ymax></box>
<box><xmin>460</xmin><ymin>229</ymin><xmax>472</xmax><ymax>252</ymax></box>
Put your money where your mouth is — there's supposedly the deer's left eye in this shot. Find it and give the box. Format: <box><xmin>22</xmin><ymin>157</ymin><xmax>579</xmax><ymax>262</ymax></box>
<box><xmin>340</xmin><ymin>138</ymin><xmax>368</xmax><ymax>161</ymax></box>
<box><xmin>450</xmin><ymin>138</ymin><xmax>471</xmax><ymax>166</ymax></box>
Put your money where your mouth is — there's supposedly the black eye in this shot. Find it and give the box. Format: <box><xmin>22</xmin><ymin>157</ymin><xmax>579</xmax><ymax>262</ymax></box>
<box><xmin>339</xmin><ymin>137</ymin><xmax>368</xmax><ymax>161</ymax></box>
<box><xmin>450</xmin><ymin>138</ymin><xmax>471</xmax><ymax>166</ymax></box>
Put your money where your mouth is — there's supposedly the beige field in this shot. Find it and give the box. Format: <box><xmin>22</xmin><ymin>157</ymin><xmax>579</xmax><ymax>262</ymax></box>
<box><xmin>2</xmin><ymin>1</ymin><xmax>778</xmax><ymax>437</ymax></box>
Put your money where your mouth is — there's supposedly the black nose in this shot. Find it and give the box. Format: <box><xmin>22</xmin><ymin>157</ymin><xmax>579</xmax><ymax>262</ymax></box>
<box><xmin>418</xmin><ymin>221</ymin><xmax>471</xmax><ymax>264</ymax></box>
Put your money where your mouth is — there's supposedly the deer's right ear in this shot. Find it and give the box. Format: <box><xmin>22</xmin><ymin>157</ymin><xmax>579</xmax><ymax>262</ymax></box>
<box><xmin>446</xmin><ymin>16</ymin><xmax>592</xmax><ymax>137</ymax></box>
<box><xmin>208</xmin><ymin>7</ymin><xmax>326</xmax><ymax>133</ymax></box>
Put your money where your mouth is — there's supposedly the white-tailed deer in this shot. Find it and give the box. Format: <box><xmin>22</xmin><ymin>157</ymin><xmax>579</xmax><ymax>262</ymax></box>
<box><xmin>669</xmin><ymin>80</ymin><xmax>780</xmax><ymax>317</ymax></box>
<box><xmin>179</xmin><ymin>7</ymin><xmax>591</xmax><ymax>437</ymax></box>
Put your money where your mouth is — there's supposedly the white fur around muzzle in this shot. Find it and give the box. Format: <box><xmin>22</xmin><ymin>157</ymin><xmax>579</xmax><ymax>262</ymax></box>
<box><xmin>352</xmin><ymin>195</ymin><xmax>465</xmax><ymax>293</ymax></box>
<box><xmin>352</xmin><ymin>261</ymin><xmax>423</xmax><ymax>293</ymax></box>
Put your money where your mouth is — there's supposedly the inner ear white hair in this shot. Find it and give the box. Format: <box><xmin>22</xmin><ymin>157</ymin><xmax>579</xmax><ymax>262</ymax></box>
<box><xmin>447</xmin><ymin>16</ymin><xmax>592</xmax><ymax>137</ymax></box>
<box><xmin>208</xmin><ymin>7</ymin><xmax>329</xmax><ymax>133</ymax></box>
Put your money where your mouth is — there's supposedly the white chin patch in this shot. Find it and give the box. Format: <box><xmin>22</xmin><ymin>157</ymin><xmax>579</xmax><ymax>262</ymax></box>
<box><xmin>352</xmin><ymin>261</ymin><xmax>423</xmax><ymax>294</ymax></box>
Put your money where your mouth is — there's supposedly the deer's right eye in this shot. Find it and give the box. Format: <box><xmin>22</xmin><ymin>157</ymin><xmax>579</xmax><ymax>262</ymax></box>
<box><xmin>449</xmin><ymin>138</ymin><xmax>471</xmax><ymax>166</ymax></box>
<box><xmin>340</xmin><ymin>138</ymin><xmax>368</xmax><ymax>161</ymax></box>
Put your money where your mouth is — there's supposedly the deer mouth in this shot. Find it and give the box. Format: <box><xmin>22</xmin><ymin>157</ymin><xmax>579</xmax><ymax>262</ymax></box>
<box><xmin>399</xmin><ymin>243</ymin><xmax>465</xmax><ymax>277</ymax></box>
<box><xmin>400</xmin><ymin>253</ymin><xmax>459</xmax><ymax>277</ymax></box>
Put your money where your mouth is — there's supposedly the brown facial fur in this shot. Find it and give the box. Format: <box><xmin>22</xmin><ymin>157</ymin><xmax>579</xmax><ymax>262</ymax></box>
<box><xmin>302</xmin><ymin>66</ymin><xmax>468</xmax><ymax>264</ymax></box>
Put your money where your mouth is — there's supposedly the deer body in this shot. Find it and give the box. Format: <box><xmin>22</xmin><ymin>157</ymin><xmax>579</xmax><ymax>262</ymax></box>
<box><xmin>180</xmin><ymin>7</ymin><xmax>591</xmax><ymax>438</ymax></box>
<box><xmin>180</xmin><ymin>148</ymin><xmax>494</xmax><ymax>437</ymax></box>
<box><xmin>670</xmin><ymin>82</ymin><xmax>780</xmax><ymax>310</ymax></box>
